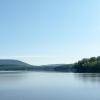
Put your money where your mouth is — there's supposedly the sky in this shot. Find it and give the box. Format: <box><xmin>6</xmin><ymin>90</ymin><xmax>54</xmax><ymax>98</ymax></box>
<box><xmin>0</xmin><ymin>0</ymin><xmax>100</xmax><ymax>65</ymax></box>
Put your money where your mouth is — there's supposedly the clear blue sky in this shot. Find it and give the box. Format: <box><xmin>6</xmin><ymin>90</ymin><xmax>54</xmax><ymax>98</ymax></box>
<box><xmin>0</xmin><ymin>0</ymin><xmax>100</xmax><ymax>65</ymax></box>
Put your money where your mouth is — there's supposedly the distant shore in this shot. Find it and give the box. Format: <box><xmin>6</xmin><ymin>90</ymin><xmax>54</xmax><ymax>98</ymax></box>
<box><xmin>0</xmin><ymin>56</ymin><xmax>100</xmax><ymax>73</ymax></box>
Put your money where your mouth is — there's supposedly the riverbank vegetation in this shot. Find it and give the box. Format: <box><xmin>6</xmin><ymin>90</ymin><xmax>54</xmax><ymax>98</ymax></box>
<box><xmin>74</xmin><ymin>56</ymin><xmax>100</xmax><ymax>73</ymax></box>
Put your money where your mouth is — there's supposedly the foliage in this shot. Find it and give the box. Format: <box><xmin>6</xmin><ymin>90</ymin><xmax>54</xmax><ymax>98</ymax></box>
<box><xmin>74</xmin><ymin>56</ymin><xmax>100</xmax><ymax>72</ymax></box>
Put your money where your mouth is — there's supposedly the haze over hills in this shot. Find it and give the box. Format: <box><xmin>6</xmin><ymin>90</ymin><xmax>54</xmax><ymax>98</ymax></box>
<box><xmin>0</xmin><ymin>56</ymin><xmax>100</xmax><ymax>72</ymax></box>
<box><xmin>0</xmin><ymin>59</ymin><xmax>72</xmax><ymax>71</ymax></box>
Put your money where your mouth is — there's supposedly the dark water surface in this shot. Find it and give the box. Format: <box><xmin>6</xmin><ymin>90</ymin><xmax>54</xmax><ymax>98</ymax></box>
<box><xmin>0</xmin><ymin>71</ymin><xmax>100</xmax><ymax>100</ymax></box>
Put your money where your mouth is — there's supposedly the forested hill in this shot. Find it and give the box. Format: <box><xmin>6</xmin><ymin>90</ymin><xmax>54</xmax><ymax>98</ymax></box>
<box><xmin>74</xmin><ymin>56</ymin><xmax>100</xmax><ymax>73</ymax></box>
<box><xmin>53</xmin><ymin>56</ymin><xmax>100</xmax><ymax>73</ymax></box>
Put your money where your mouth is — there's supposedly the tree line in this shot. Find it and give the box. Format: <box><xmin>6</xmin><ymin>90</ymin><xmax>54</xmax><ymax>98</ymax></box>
<box><xmin>54</xmin><ymin>56</ymin><xmax>100</xmax><ymax>73</ymax></box>
<box><xmin>74</xmin><ymin>56</ymin><xmax>100</xmax><ymax>72</ymax></box>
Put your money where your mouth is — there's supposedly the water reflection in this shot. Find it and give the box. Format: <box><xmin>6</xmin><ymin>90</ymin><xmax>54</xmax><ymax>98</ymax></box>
<box><xmin>0</xmin><ymin>72</ymin><xmax>100</xmax><ymax>100</ymax></box>
<box><xmin>74</xmin><ymin>73</ymin><xmax>100</xmax><ymax>83</ymax></box>
<box><xmin>0</xmin><ymin>71</ymin><xmax>29</xmax><ymax>82</ymax></box>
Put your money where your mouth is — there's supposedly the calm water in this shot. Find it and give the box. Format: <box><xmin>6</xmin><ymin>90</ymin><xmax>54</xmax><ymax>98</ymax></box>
<box><xmin>0</xmin><ymin>71</ymin><xmax>100</xmax><ymax>100</ymax></box>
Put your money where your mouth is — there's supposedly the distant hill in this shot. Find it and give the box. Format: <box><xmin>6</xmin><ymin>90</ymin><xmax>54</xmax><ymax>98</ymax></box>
<box><xmin>0</xmin><ymin>56</ymin><xmax>100</xmax><ymax>72</ymax></box>
<box><xmin>0</xmin><ymin>59</ymin><xmax>30</xmax><ymax>66</ymax></box>
<box><xmin>0</xmin><ymin>60</ymin><xmax>72</xmax><ymax>71</ymax></box>
<box><xmin>40</xmin><ymin>64</ymin><xmax>73</xmax><ymax>71</ymax></box>
<box><xmin>0</xmin><ymin>59</ymin><xmax>35</xmax><ymax>70</ymax></box>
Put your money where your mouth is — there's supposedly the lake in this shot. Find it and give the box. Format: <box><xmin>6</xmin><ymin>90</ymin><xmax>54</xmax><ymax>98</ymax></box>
<box><xmin>0</xmin><ymin>71</ymin><xmax>100</xmax><ymax>100</ymax></box>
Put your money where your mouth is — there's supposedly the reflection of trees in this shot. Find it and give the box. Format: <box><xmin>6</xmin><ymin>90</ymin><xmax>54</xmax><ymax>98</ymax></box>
<box><xmin>74</xmin><ymin>73</ymin><xmax>100</xmax><ymax>83</ymax></box>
